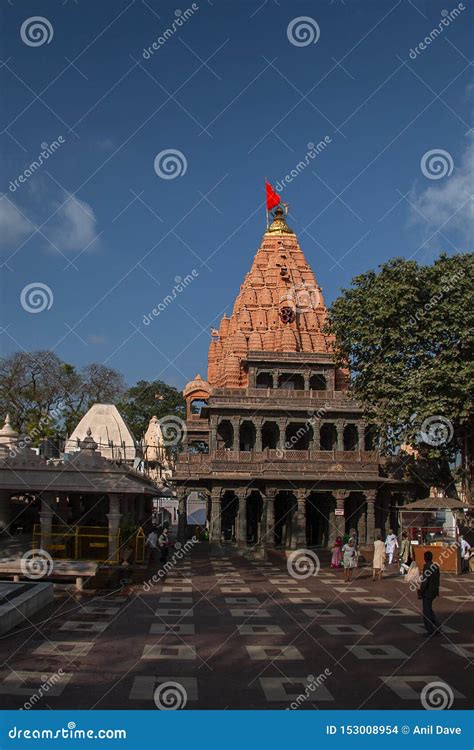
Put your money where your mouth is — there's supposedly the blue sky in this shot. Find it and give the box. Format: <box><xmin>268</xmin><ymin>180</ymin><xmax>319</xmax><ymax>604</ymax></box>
<box><xmin>1</xmin><ymin>0</ymin><xmax>472</xmax><ymax>391</ymax></box>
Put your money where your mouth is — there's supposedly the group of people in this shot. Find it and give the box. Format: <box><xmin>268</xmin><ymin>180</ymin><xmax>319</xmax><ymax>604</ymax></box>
<box><xmin>145</xmin><ymin>524</ymin><xmax>169</xmax><ymax>565</ymax></box>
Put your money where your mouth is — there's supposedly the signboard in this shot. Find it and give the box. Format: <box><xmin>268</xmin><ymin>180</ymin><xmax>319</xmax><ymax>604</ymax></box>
<box><xmin>335</xmin><ymin>509</ymin><xmax>344</xmax><ymax>516</ymax></box>
<box><xmin>186</xmin><ymin>491</ymin><xmax>207</xmax><ymax>525</ymax></box>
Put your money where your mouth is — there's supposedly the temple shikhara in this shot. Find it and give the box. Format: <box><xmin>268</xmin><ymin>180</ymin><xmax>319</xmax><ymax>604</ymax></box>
<box><xmin>175</xmin><ymin>205</ymin><xmax>414</xmax><ymax>551</ymax></box>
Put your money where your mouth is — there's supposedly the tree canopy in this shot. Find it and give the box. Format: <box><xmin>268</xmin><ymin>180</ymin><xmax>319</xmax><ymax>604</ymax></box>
<box><xmin>118</xmin><ymin>379</ymin><xmax>185</xmax><ymax>440</ymax></box>
<box><xmin>327</xmin><ymin>253</ymin><xmax>473</xmax><ymax>497</ymax></box>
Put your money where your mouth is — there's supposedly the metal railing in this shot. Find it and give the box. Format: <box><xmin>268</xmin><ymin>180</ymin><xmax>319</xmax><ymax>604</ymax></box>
<box><xmin>32</xmin><ymin>524</ymin><xmax>120</xmax><ymax>563</ymax></box>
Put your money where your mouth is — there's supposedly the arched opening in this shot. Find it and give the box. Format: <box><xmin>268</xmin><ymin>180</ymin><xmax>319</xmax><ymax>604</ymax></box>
<box><xmin>221</xmin><ymin>490</ymin><xmax>238</xmax><ymax>541</ymax></box>
<box><xmin>310</xmin><ymin>373</ymin><xmax>326</xmax><ymax>390</ymax></box>
<box><xmin>217</xmin><ymin>420</ymin><xmax>233</xmax><ymax>450</ymax></box>
<box><xmin>306</xmin><ymin>493</ymin><xmax>330</xmax><ymax>547</ymax></box>
<box><xmin>343</xmin><ymin>424</ymin><xmax>358</xmax><ymax>451</ymax></box>
<box><xmin>239</xmin><ymin>421</ymin><xmax>256</xmax><ymax>451</ymax></box>
<box><xmin>262</xmin><ymin>421</ymin><xmax>279</xmax><ymax>450</ymax></box>
<box><xmin>256</xmin><ymin>372</ymin><xmax>273</xmax><ymax>389</ymax></box>
<box><xmin>320</xmin><ymin>423</ymin><xmax>337</xmax><ymax>451</ymax></box>
<box><xmin>190</xmin><ymin>398</ymin><xmax>208</xmax><ymax>416</ymax></box>
<box><xmin>365</xmin><ymin>426</ymin><xmax>375</xmax><ymax>451</ymax></box>
<box><xmin>278</xmin><ymin>373</ymin><xmax>304</xmax><ymax>391</ymax></box>
<box><xmin>246</xmin><ymin>490</ymin><xmax>263</xmax><ymax>544</ymax></box>
<box><xmin>188</xmin><ymin>440</ymin><xmax>209</xmax><ymax>454</ymax></box>
<box><xmin>344</xmin><ymin>492</ymin><xmax>361</xmax><ymax>536</ymax></box>
<box><xmin>285</xmin><ymin>422</ymin><xmax>313</xmax><ymax>450</ymax></box>
<box><xmin>274</xmin><ymin>491</ymin><xmax>297</xmax><ymax>547</ymax></box>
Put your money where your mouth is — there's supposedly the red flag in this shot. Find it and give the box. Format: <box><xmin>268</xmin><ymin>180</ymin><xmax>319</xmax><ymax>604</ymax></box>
<box><xmin>265</xmin><ymin>180</ymin><xmax>280</xmax><ymax>210</ymax></box>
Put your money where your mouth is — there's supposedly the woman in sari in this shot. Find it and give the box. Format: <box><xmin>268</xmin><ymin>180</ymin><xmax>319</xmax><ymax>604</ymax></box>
<box><xmin>342</xmin><ymin>538</ymin><xmax>358</xmax><ymax>582</ymax></box>
<box><xmin>330</xmin><ymin>536</ymin><xmax>343</xmax><ymax>568</ymax></box>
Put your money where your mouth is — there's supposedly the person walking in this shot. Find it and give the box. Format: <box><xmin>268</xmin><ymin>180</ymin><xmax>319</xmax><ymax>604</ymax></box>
<box><xmin>385</xmin><ymin>529</ymin><xmax>398</xmax><ymax>565</ymax></box>
<box><xmin>399</xmin><ymin>532</ymin><xmax>413</xmax><ymax>575</ymax></box>
<box><xmin>372</xmin><ymin>534</ymin><xmax>386</xmax><ymax>581</ymax></box>
<box><xmin>330</xmin><ymin>536</ymin><xmax>343</xmax><ymax>569</ymax></box>
<box><xmin>342</xmin><ymin>538</ymin><xmax>358</xmax><ymax>582</ymax></box>
<box><xmin>158</xmin><ymin>526</ymin><xmax>169</xmax><ymax>565</ymax></box>
<box><xmin>459</xmin><ymin>535</ymin><xmax>471</xmax><ymax>574</ymax></box>
<box><xmin>418</xmin><ymin>550</ymin><xmax>441</xmax><ymax>636</ymax></box>
<box><xmin>146</xmin><ymin>526</ymin><xmax>159</xmax><ymax>565</ymax></box>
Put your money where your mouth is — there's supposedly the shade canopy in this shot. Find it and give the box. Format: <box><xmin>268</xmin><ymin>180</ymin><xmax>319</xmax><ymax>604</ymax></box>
<box><xmin>398</xmin><ymin>496</ymin><xmax>472</xmax><ymax>511</ymax></box>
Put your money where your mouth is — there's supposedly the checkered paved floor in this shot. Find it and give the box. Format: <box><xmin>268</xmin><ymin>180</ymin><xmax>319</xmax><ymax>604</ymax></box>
<box><xmin>0</xmin><ymin>546</ymin><xmax>472</xmax><ymax>709</ymax></box>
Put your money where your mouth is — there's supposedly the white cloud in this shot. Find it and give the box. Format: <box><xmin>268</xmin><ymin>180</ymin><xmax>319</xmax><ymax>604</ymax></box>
<box><xmin>0</xmin><ymin>197</ymin><xmax>35</xmax><ymax>249</ymax></box>
<box><xmin>47</xmin><ymin>193</ymin><xmax>99</xmax><ymax>252</ymax></box>
<box><xmin>409</xmin><ymin>137</ymin><xmax>474</xmax><ymax>247</ymax></box>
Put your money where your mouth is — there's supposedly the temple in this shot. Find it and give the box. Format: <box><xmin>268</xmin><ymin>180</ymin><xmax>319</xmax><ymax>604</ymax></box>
<box><xmin>174</xmin><ymin>207</ymin><xmax>416</xmax><ymax>552</ymax></box>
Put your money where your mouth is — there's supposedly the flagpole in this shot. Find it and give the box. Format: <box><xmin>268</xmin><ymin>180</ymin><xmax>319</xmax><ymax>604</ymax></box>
<box><xmin>265</xmin><ymin>177</ymin><xmax>269</xmax><ymax>229</ymax></box>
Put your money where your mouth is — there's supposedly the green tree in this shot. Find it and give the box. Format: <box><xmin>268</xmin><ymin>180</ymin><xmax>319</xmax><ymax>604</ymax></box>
<box><xmin>327</xmin><ymin>253</ymin><xmax>473</xmax><ymax>499</ymax></box>
<box><xmin>118</xmin><ymin>379</ymin><xmax>185</xmax><ymax>440</ymax></box>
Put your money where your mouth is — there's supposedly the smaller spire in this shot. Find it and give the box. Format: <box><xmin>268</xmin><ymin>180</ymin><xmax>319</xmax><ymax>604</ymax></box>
<box><xmin>267</xmin><ymin>205</ymin><xmax>294</xmax><ymax>234</ymax></box>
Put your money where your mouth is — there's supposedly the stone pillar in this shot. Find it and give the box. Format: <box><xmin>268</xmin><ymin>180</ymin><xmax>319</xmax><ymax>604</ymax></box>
<box><xmin>272</xmin><ymin>371</ymin><xmax>279</xmax><ymax>389</ymax></box>
<box><xmin>330</xmin><ymin>490</ymin><xmax>348</xmax><ymax>545</ymax></box>
<box><xmin>358</xmin><ymin>501</ymin><xmax>367</xmax><ymax>545</ymax></box>
<box><xmin>209</xmin><ymin>415</ymin><xmax>218</xmax><ymax>453</ymax></box>
<box><xmin>336</xmin><ymin>422</ymin><xmax>344</xmax><ymax>452</ymax></box>
<box><xmin>106</xmin><ymin>493</ymin><xmax>122</xmax><ymax>562</ymax></box>
<box><xmin>365</xmin><ymin>490</ymin><xmax>376</xmax><ymax>544</ymax></box>
<box><xmin>295</xmin><ymin>490</ymin><xmax>307</xmax><ymax>547</ymax></box>
<box><xmin>39</xmin><ymin>492</ymin><xmax>55</xmax><ymax>550</ymax></box>
<box><xmin>210</xmin><ymin>488</ymin><xmax>221</xmax><ymax>543</ymax></box>
<box><xmin>255</xmin><ymin>419</ymin><xmax>263</xmax><ymax>453</ymax></box>
<box><xmin>236</xmin><ymin>490</ymin><xmax>247</xmax><ymax>546</ymax></box>
<box><xmin>312</xmin><ymin>421</ymin><xmax>320</xmax><ymax>451</ymax></box>
<box><xmin>0</xmin><ymin>490</ymin><xmax>11</xmax><ymax>533</ymax></box>
<box><xmin>357</xmin><ymin>424</ymin><xmax>365</xmax><ymax>451</ymax></box>
<box><xmin>230</xmin><ymin>418</ymin><xmax>239</xmax><ymax>451</ymax></box>
<box><xmin>177</xmin><ymin>491</ymin><xmax>187</xmax><ymax>541</ymax></box>
<box><xmin>265</xmin><ymin>493</ymin><xmax>275</xmax><ymax>547</ymax></box>
<box><xmin>303</xmin><ymin>371</ymin><xmax>310</xmax><ymax>391</ymax></box>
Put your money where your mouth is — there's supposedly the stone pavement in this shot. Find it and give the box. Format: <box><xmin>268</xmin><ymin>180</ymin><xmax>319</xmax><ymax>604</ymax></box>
<box><xmin>0</xmin><ymin>544</ymin><xmax>472</xmax><ymax>710</ymax></box>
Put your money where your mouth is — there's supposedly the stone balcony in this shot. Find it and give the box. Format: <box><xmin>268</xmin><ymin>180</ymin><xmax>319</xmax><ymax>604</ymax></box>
<box><xmin>207</xmin><ymin>387</ymin><xmax>362</xmax><ymax>411</ymax></box>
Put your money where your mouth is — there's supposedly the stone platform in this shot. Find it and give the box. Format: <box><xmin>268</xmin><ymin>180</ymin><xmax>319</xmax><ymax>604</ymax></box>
<box><xmin>0</xmin><ymin>581</ymin><xmax>53</xmax><ymax>636</ymax></box>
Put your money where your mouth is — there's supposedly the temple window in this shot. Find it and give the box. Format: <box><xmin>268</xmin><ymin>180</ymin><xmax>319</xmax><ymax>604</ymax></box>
<box><xmin>188</xmin><ymin>441</ymin><xmax>209</xmax><ymax>454</ymax></box>
<box><xmin>262</xmin><ymin>421</ymin><xmax>279</xmax><ymax>450</ymax></box>
<box><xmin>239</xmin><ymin>421</ymin><xmax>256</xmax><ymax>451</ymax></box>
<box><xmin>320</xmin><ymin>423</ymin><xmax>337</xmax><ymax>451</ymax></box>
<box><xmin>285</xmin><ymin>422</ymin><xmax>313</xmax><ymax>450</ymax></box>
<box><xmin>190</xmin><ymin>398</ymin><xmax>208</xmax><ymax>416</ymax></box>
<box><xmin>343</xmin><ymin>424</ymin><xmax>358</xmax><ymax>452</ymax></box>
<box><xmin>256</xmin><ymin>372</ymin><xmax>273</xmax><ymax>389</ymax></box>
<box><xmin>310</xmin><ymin>373</ymin><xmax>327</xmax><ymax>390</ymax></box>
<box><xmin>278</xmin><ymin>373</ymin><xmax>304</xmax><ymax>390</ymax></box>
<box><xmin>217</xmin><ymin>420</ymin><xmax>234</xmax><ymax>450</ymax></box>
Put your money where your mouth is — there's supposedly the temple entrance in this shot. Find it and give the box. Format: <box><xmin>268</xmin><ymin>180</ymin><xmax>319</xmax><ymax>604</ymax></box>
<box><xmin>221</xmin><ymin>490</ymin><xmax>238</xmax><ymax>541</ymax></box>
<box><xmin>306</xmin><ymin>493</ymin><xmax>330</xmax><ymax>547</ymax></box>
<box><xmin>246</xmin><ymin>491</ymin><xmax>263</xmax><ymax>544</ymax></box>
<box><xmin>274</xmin><ymin>491</ymin><xmax>296</xmax><ymax>547</ymax></box>
<box><xmin>344</xmin><ymin>492</ymin><xmax>362</xmax><ymax>535</ymax></box>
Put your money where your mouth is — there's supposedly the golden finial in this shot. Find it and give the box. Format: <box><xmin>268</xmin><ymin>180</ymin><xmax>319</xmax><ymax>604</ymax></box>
<box><xmin>266</xmin><ymin>205</ymin><xmax>294</xmax><ymax>234</ymax></box>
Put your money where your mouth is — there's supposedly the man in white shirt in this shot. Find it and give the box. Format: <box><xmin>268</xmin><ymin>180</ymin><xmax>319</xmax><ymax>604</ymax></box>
<box><xmin>459</xmin><ymin>535</ymin><xmax>471</xmax><ymax>573</ymax></box>
<box><xmin>385</xmin><ymin>529</ymin><xmax>399</xmax><ymax>565</ymax></box>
